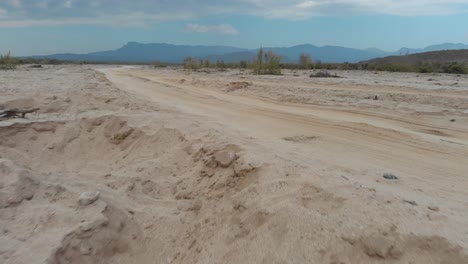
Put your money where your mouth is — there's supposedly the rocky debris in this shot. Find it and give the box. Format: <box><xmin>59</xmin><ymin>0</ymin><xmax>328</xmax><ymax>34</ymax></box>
<box><xmin>344</xmin><ymin>230</ymin><xmax>468</xmax><ymax>263</ymax></box>
<box><xmin>0</xmin><ymin>159</ymin><xmax>39</xmax><ymax>208</ymax></box>
<box><xmin>282</xmin><ymin>135</ymin><xmax>318</xmax><ymax>143</ymax></box>
<box><xmin>383</xmin><ymin>173</ymin><xmax>398</xmax><ymax>180</ymax></box>
<box><xmin>79</xmin><ymin>191</ymin><xmax>100</xmax><ymax>206</ymax></box>
<box><xmin>428</xmin><ymin>206</ymin><xmax>440</xmax><ymax>212</ymax></box>
<box><xmin>403</xmin><ymin>200</ymin><xmax>417</xmax><ymax>206</ymax></box>
<box><xmin>214</xmin><ymin>150</ymin><xmax>238</xmax><ymax>168</ymax></box>
<box><xmin>49</xmin><ymin>204</ymin><xmax>141</xmax><ymax>264</ymax></box>
<box><xmin>310</xmin><ymin>71</ymin><xmax>342</xmax><ymax>78</ymax></box>
<box><xmin>200</xmin><ymin>169</ymin><xmax>215</xmax><ymax>178</ymax></box>
<box><xmin>110</xmin><ymin>128</ymin><xmax>134</xmax><ymax>144</ymax></box>
<box><xmin>225</xmin><ymin>81</ymin><xmax>252</xmax><ymax>92</ymax></box>
<box><xmin>233</xmin><ymin>158</ymin><xmax>260</xmax><ymax>177</ymax></box>
<box><xmin>360</xmin><ymin>234</ymin><xmax>403</xmax><ymax>259</ymax></box>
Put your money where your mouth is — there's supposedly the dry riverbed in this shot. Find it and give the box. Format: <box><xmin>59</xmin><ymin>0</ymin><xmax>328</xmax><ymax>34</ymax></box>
<box><xmin>1</xmin><ymin>65</ymin><xmax>468</xmax><ymax>263</ymax></box>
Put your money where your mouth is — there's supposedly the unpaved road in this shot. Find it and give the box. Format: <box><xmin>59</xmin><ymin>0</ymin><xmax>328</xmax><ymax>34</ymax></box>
<box><xmin>102</xmin><ymin>67</ymin><xmax>468</xmax><ymax>202</ymax></box>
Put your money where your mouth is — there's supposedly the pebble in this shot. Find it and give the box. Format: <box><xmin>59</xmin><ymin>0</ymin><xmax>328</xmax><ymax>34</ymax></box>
<box><xmin>79</xmin><ymin>191</ymin><xmax>100</xmax><ymax>206</ymax></box>
<box><xmin>383</xmin><ymin>173</ymin><xmax>398</xmax><ymax>180</ymax></box>
<box><xmin>428</xmin><ymin>206</ymin><xmax>440</xmax><ymax>212</ymax></box>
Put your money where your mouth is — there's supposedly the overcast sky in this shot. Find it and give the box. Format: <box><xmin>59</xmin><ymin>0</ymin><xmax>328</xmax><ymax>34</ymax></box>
<box><xmin>1</xmin><ymin>0</ymin><xmax>468</xmax><ymax>55</ymax></box>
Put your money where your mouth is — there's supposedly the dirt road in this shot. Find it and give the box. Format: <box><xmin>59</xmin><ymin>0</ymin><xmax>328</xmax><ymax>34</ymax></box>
<box><xmin>102</xmin><ymin>67</ymin><xmax>468</xmax><ymax>198</ymax></box>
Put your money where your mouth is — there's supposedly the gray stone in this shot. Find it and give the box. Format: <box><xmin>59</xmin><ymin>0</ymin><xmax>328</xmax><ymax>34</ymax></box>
<box><xmin>214</xmin><ymin>150</ymin><xmax>238</xmax><ymax>168</ymax></box>
<box><xmin>79</xmin><ymin>191</ymin><xmax>100</xmax><ymax>206</ymax></box>
<box><xmin>383</xmin><ymin>173</ymin><xmax>398</xmax><ymax>180</ymax></box>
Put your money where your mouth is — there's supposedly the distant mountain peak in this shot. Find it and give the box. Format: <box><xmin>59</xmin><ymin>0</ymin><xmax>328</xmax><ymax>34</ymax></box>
<box><xmin>32</xmin><ymin>42</ymin><xmax>468</xmax><ymax>64</ymax></box>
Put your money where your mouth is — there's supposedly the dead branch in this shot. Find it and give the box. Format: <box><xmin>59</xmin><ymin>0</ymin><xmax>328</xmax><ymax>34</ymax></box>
<box><xmin>0</xmin><ymin>108</ymin><xmax>40</xmax><ymax>119</ymax></box>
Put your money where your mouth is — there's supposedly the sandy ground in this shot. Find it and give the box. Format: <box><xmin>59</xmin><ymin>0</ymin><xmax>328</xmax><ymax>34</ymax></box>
<box><xmin>1</xmin><ymin>65</ymin><xmax>468</xmax><ymax>264</ymax></box>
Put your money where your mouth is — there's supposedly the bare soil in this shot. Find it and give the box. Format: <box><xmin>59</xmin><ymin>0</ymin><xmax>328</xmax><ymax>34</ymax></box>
<box><xmin>1</xmin><ymin>65</ymin><xmax>468</xmax><ymax>264</ymax></box>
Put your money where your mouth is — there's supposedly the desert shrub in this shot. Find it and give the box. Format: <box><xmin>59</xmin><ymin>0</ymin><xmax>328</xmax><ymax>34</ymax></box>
<box><xmin>417</xmin><ymin>63</ymin><xmax>433</xmax><ymax>73</ymax></box>
<box><xmin>310</xmin><ymin>71</ymin><xmax>342</xmax><ymax>78</ymax></box>
<box><xmin>183</xmin><ymin>57</ymin><xmax>198</xmax><ymax>70</ymax></box>
<box><xmin>252</xmin><ymin>48</ymin><xmax>281</xmax><ymax>75</ymax></box>
<box><xmin>239</xmin><ymin>60</ymin><xmax>248</xmax><ymax>69</ymax></box>
<box><xmin>153</xmin><ymin>60</ymin><xmax>167</xmax><ymax>68</ymax></box>
<box><xmin>324</xmin><ymin>63</ymin><xmax>338</xmax><ymax>70</ymax></box>
<box><xmin>313</xmin><ymin>60</ymin><xmax>322</xmax><ymax>69</ymax></box>
<box><xmin>264</xmin><ymin>49</ymin><xmax>281</xmax><ymax>75</ymax></box>
<box><xmin>299</xmin><ymin>53</ymin><xmax>312</xmax><ymax>69</ymax></box>
<box><xmin>216</xmin><ymin>60</ymin><xmax>226</xmax><ymax>68</ymax></box>
<box><xmin>374</xmin><ymin>63</ymin><xmax>414</xmax><ymax>72</ymax></box>
<box><xmin>444</xmin><ymin>63</ymin><xmax>466</xmax><ymax>74</ymax></box>
<box><xmin>204</xmin><ymin>59</ymin><xmax>211</xmax><ymax>68</ymax></box>
<box><xmin>252</xmin><ymin>48</ymin><xmax>264</xmax><ymax>74</ymax></box>
<box><xmin>0</xmin><ymin>51</ymin><xmax>18</xmax><ymax>70</ymax></box>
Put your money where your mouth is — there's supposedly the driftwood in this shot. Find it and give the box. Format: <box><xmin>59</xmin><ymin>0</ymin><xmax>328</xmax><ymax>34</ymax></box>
<box><xmin>0</xmin><ymin>108</ymin><xmax>40</xmax><ymax>119</ymax></box>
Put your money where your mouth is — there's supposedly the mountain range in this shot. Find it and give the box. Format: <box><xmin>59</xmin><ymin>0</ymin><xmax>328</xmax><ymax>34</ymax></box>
<box><xmin>32</xmin><ymin>42</ymin><xmax>468</xmax><ymax>64</ymax></box>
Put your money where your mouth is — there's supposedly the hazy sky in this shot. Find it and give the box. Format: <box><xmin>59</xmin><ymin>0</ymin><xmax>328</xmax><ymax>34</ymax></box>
<box><xmin>1</xmin><ymin>0</ymin><xmax>468</xmax><ymax>55</ymax></box>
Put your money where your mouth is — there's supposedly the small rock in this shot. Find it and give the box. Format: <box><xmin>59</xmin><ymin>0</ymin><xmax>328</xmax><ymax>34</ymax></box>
<box><xmin>214</xmin><ymin>150</ymin><xmax>238</xmax><ymax>168</ymax></box>
<box><xmin>79</xmin><ymin>191</ymin><xmax>100</xmax><ymax>206</ymax></box>
<box><xmin>450</xmin><ymin>119</ymin><xmax>456</xmax><ymax>122</ymax></box>
<box><xmin>373</xmin><ymin>95</ymin><xmax>378</xmax><ymax>100</ymax></box>
<box><xmin>403</xmin><ymin>200</ymin><xmax>417</xmax><ymax>206</ymax></box>
<box><xmin>383</xmin><ymin>173</ymin><xmax>398</xmax><ymax>180</ymax></box>
<box><xmin>428</xmin><ymin>206</ymin><xmax>439</xmax><ymax>212</ymax></box>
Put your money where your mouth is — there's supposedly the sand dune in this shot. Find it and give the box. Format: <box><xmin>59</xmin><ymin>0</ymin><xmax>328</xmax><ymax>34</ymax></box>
<box><xmin>1</xmin><ymin>65</ymin><xmax>467</xmax><ymax>263</ymax></box>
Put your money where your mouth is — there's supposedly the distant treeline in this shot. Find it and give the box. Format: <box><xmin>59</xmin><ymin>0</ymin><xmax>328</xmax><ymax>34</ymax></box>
<box><xmin>181</xmin><ymin>56</ymin><xmax>468</xmax><ymax>74</ymax></box>
<box><xmin>2</xmin><ymin>51</ymin><xmax>467</xmax><ymax>74</ymax></box>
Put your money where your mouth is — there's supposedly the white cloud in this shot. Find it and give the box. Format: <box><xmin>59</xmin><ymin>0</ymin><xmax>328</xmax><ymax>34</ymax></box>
<box><xmin>64</xmin><ymin>0</ymin><xmax>72</xmax><ymax>8</ymax></box>
<box><xmin>0</xmin><ymin>0</ymin><xmax>467</xmax><ymax>28</ymax></box>
<box><xmin>0</xmin><ymin>12</ymin><xmax>194</xmax><ymax>28</ymax></box>
<box><xmin>296</xmin><ymin>1</ymin><xmax>320</xmax><ymax>8</ymax></box>
<box><xmin>7</xmin><ymin>0</ymin><xmax>21</xmax><ymax>8</ymax></box>
<box><xmin>0</xmin><ymin>8</ymin><xmax>7</xmax><ymax>18</ymax></box>
<box><xmin>185</xmin><ymin>23</ymin><xmax>239</xmax><ymax>35</ymax></box>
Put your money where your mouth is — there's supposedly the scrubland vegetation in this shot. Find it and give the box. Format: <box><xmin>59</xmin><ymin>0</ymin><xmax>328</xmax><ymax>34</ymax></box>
<box><xmin>3</xmin><ymin>49</ymin><xmax>467</xmax><ymax>75</ymax></box>
<box><xmin>0</xmin><ymin>51</ymin><xmax>18</xmax><ymax>70</ymax></box>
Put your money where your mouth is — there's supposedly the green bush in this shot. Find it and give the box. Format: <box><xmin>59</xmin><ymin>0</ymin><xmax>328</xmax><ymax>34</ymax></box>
<box><xmin>0</xmin><ymin>51</ymin><xmax>18</xmax><ymax>70</ymax></box>
<box><xmin>417</xmin><ymin>63</ymin><xmax>433</xmax><ymax>73</ymax></box>
<box><xmin>374</xmin><ymin>63</ymin><xmax>414</xmax><ymax>72</ymax></box>
<box><xmin>444</xmin><ymin>63</ymin><xmax>466</xmax><ymax>74</ymax></box>
<box><xmin>252</xmin><ymin>48</ymin><xmax>281</xmax><ymax>75</ymax></box>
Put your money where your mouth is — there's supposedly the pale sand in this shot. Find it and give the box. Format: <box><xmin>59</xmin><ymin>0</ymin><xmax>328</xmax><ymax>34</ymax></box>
<box><xmin>1</xmin><ymin>65</ymin><xmax>468</xmax><ymax>263</ymax></box>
